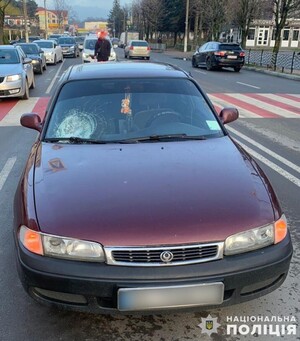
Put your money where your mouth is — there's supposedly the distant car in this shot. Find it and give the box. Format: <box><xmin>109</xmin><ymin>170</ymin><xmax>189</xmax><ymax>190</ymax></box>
<box><xmin>15</xmin><ymin>62</ymin><xmax>292</xmax><ymax>314</ymax></box>
<box><xmin>16</xmin><ymin>43</ymin><xmax>47</xmax><ymax>74</ymax></box>
<box><xmin>0</xmin><ymin>45</ymin><xmax>35</xmax><ymax>99</ymax></box>
<box><xmin>74</xmin><ymin>36</ymin><xmax>85</xmax><ymax>51</ymax></box>
<box><xmin>82</xmin><ymin>36</ymin><xmax>116</xmax><ymax>63</ymax></box>
<box><xmin>58</xmin><ymin>36</ymin><xmax>80</xmax><ymax>58</ymax></box>
<box><xmin>111</xmin><ymin>37</ymin><xmax>119</xmax><ymax>48</ymax></box>
<box><xmin>33</xmin><ymin>39</ymin><xmax>63</xmax><ymax>65</ymax></box>
<box><xmin>192</xmin><ymin>42</ymin><xmax>245</xmax><ymax>72</ymax></box>
<box><xmin>124</xmin><ymin>40</ymin><xmax>150</xmax><ymax>60</ymax></box>
<box><xmin>48</xmin><ymin>34</ymin><xmax>62</xmax><ymax>40</ymax></box>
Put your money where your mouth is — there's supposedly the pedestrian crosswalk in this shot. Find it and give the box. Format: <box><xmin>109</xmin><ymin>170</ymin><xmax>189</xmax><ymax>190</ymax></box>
<box><xmin>0</xmin><ymin>93</ymin><xmax>299</xmax><ymax>126</ymax></box>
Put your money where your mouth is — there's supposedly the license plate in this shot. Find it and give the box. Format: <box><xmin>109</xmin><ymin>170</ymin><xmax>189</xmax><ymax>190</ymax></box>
<box><xmin>227</xmin><ymin>55</ymin><xmax>237</xmax><ymax>59</ymax></box>
<box><xmin>118</xmin><ymin>282</ymin><xmax>224</xmax><ymax>311</ymax></box>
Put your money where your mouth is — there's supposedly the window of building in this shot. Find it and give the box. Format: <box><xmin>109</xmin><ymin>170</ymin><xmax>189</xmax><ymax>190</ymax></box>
<box><xmin>282</xmin><ymin>29</ymin><xmax>289</xmax><ymax>40</ymax></box>
<box><xmin>247</xmin><ymin>29</ymin><xmax>255</xmax><ymax>40</ymax></box>
<box><xmin>292</xmin><ymin>29</ymin><xmax>299</xmax><ymax>41</ymax></box>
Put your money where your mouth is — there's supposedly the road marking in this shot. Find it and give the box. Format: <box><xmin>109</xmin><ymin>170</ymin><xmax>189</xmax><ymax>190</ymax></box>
<box><xmin>236</xmin><ymin>81</ymin><xmax>261</xmax><ymax>89</ymax></box>
<box><xmin>0</xmin><ymin>157</ymin><xmax>17</xmax><ymax>191</ymax></box>
<box><xmin>194</xmin><ymin>70</ymin><xmax>207</xmax><ymax>75</ymax></box>
<box><xmin>237</xmin><ymin>142</ymin><xmax>300</xmax><ymax>188</ymax></box>
<box><xmin>228</xmin><ymin>126</ymin><xmax>300</xmax><ymax>174</ymax></box>
<box><xmin>46</xmin><ymin>60</ymin><xmax>65</xmax><ymax>94</ymax></box>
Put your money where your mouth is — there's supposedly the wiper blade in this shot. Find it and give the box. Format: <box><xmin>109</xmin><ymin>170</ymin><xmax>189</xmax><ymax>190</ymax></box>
<box><xmin>119</xmin><ymin>134</ymin><xmax>207</xmax><ymax>143</ymax></box>
<box><xmin>44</xmin><ymin>137</ymin><xmax>109</xmax><ymax>144</ymax></box>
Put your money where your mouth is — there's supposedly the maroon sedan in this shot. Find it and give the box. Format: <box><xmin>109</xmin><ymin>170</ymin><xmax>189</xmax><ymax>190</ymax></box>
<box><xmin>14</xmin><ymin>62</ymin><xmax>292</xmax><ymax>313</ymax></box>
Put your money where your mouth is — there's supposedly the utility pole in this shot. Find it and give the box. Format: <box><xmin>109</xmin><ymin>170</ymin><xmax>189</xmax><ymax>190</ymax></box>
<box><xmin>184</xmin><ymin>0</ymin><xmax>189</xmax><ymax>53</ymax></box>
<box><xmin>44</xmin><ymin>0</ymin><xmax>48</xmax><ymax>39</ymax></box>
<box><xmin>23</xmin><ymin>0</ymin><xmax>29</xmax><ymax>42</ymax></box>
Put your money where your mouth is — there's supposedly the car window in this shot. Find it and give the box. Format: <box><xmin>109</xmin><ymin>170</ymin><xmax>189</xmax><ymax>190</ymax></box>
<box><xmin>45</xmin><ymin>78</ymin><xmax>223</xmax><ymax>142</ymax></box>
<box><xmin>84</xmin><ymin>39</ymin><xmax>97</xmax><ymax>49</ymax></box>
<box><xmin>36</xmin><ymin>41</ymin><xmax>53</xmax><ymax>48</ymax></box>
<box><xmin>131</xmin><ymin>41</ymin><xmax>148</xmax><ymax>47</ymax></box>
<box><xmin>0</xmin><ymin>49</ymin><xmax>19</xmax><ymax>64</ymax></box>
<box><xmin>219</xmin><ymin>44</ymin><xmax>242</xmax><ymax>51</ymax></box>
<box><xmin>58</xmin><ymin>38</ymin><xmax>76</xmax><ymax>44</ymax></box>
<box><xmin>19</xmin><ymin>44</ymin><xmax>39</xmax><ymax>54</ymax></box>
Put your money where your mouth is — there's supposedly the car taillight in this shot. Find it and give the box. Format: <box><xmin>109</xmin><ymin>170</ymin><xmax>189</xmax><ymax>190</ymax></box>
<box><xmin>130</xmin><ymin>46</ymin><xmax>134</xmax><ymax>50</ymax></box>
<box><xmin>147</xmin><ymin>46</ymin><xmax>151</xmax><ymax>51</ymax></box>
<box><xmin>240</xmin><ymin>51</ymin><xmax>245</xmax><ymax>57</ymax></box>
<box><xmin>214</xmin><ymin>51</ymin><xmax>226</xmax><ymax>57</ymax></box>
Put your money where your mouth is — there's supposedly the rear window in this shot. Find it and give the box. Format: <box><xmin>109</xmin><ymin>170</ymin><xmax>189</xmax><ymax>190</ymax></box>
<box><xmin>132</xmin><ymin>41</ymin><xmax>148</xmax><ymax>47</ymax></box>
<box><xmin>36</xmin><ymin>41</ymin><xmax>53</xmax><ymax>48</ymax></box>
<box><xmin>219</xmin><ymin>44</ymin><xmax>242</xmax><ymax>51</ymax></box>
<box><xmin>19</xmin><ymin>44</ymin><xmax>39</xmax><ymax>54</ymax></box>
<box><xmin>58</xmin><ymin>38</ymin><xmax>76</xmax><ymax>44</ymax></box>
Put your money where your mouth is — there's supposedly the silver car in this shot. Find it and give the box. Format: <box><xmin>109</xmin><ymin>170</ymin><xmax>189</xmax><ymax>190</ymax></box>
<box><xmin>124</xmin><ymin>40</ymin><xmax>150</xmax><ymax>60</ymax></box>
<box><xmin>0</xmin><ymin>45</ymin><xmax>35</xmax><ymax>100</ymax></box>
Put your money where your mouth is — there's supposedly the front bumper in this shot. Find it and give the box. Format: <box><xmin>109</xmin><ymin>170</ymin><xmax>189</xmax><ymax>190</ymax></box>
<box><xmin>15</xmin><ymin>234</ymin><xmax>293</xmax><ymax>314</ymax></box>
<box><xmin>0</xmin><ymin>78</ymin><xmax>23</xmax><ymax>98</ymax></box>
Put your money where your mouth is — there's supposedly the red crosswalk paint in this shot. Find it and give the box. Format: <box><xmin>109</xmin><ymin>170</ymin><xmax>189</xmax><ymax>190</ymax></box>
<box><xmin>0</xmin><ymin>99</ymin><xmax>18</xmax><ymax>120</ymax></box>
<box><xmin>245</xmin><ymin>93</ymin><xmax>300</xmax><ymax>115</ymax></box>
<box><xmin>32</xmin><ymin>97</ymin><xmax>50</xmax><ymax>121</ymax></box>
<box><xmin>211</xmin><ymin>93</ymin><xmax>281</xmax><ymax>118</ymax></box>
<box><xmin>277</xmin><ymin>94</ymin><xmax>300</xmax><ymax>103</ymax></box>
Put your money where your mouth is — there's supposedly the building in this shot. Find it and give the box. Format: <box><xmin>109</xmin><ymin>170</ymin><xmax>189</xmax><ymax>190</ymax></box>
<box><xmin>36</xmin><ymin>7</ymin><xmax>68</xmax><ymax>35</ymax></box>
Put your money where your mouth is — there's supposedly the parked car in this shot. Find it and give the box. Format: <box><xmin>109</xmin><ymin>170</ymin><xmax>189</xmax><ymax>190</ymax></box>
<box><xmin>81</xmin><ymin>36</ymin><xmax>116</xmax><ymax>63</ymax></box>
<box><xmin>16</xmin><ymin>43</ymin><xmax>47</xmax><ymax>74</ymax></box>
<box><xmin>124</xmin><ymin>40</ymin><xmax>150</xmax><ymax>59</ymax></box>
<box><xmin>48</xmin><ymin>34</ymin><xmax>62</xmax><ymax>40</ymax></box>
<box><xmin>58</xmin><ymin>36</ymin><xmax>80</xmax><ymax>58</ymax></box>
<box><xmin>192</xmin><ymin>42</ymin><xmax>245</xmax><ymax>72</ymax></box>
<box><xmin>0</xmin><ymin>45</ymin><xmax>35</xmax><ymax>100</ymax></box>
<box><xmin>74</xmin><ymin>36</ymin><xmax>85</xmax><ymax>51</ymax></box>
<box><xmin>33</xmin><ymin>39</ymin><xmax>63</xmax><ymax>64</ymax></box>
<box><xmin>15</xmin><ymin>62</ymin><xmax>292</xmax><ymax>314</ymax></box>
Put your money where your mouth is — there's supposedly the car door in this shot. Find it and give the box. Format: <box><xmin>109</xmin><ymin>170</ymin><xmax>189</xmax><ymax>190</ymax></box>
<box><xmin>197</xmin><ymin>43</ymin><xmax>208</xmax><ymax>65</ymax></box>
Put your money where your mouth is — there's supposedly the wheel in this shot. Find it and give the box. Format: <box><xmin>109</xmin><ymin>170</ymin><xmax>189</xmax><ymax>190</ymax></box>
<box><xmin>43</xmin><ymin>62</ymin><xmax>47</xmax><ymax>71</ymax></box>
<box><xmin>234</xmin><ymin>67</ymin><xmax>241</xmax><ymax>72</ymax></box>
<box><xmin>206</xmin><ymin>58</ymin><xmax>213</xmax><ymax>71</ymax></box>
<box><xmin>192</xmin><ymin>57</ymin><xmax>198</xmax><ymax>68</ymax></box>
<box><xmin>39</xmin><ymin>62</ymin><xmax>43</xmax><ymax>74</ymax></box>
<box><xmin>22</xmin><ymin>81</ymin><xmax>29</xmax><ymax>100</ymax></box>
<box><xmin>53</xmin><ymin>55</ymin><xmax>57</xmax><ymax>65</ymax></box>
<box><xmin>30</xmin><ymin>75</ymin><xmax>35</xmax><ymax>89</ymax></box>
<box><xmin>145</xmin><ymin>111</ymin><xmax>182</xmax><ymax>128</ymax></box>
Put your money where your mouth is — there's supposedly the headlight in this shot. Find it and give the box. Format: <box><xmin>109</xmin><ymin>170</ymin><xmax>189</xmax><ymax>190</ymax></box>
<box><xmin>19</xmin><ymin>225</ymin><xmax>105</xmax><ymax>262</ymax></box>
<box><xmin>82</xmin><ymin>53</ymin><xmax>89</xmax><ymax>58</ymax></box>
<box><xmin>224</xmin><ymin>215</ymin><xmax>287</xmax><ymax>255</ymax></box>
<box><xmin>70</xmin><ymin>46</ymin><xmax>75</xmax><ymax>50</ymax></box>
<box><xmin>6</xmin><ymin>74</ymin><xmax>21</xmax><ymax>82</ymax></box>
<box><xmin>32</xmin><ymin>59</ymin><xmax>39</xmax><ymax>64</ymax></box>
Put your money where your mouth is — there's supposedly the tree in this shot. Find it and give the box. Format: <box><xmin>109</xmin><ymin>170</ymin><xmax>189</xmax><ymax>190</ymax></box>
<box><xmin>53</xmin><ymin>0</ymin><xmax>68</xmax><ymax>32</ymax></box>
<box><xmin>0</xmin><ymin>0</ymin><xmax>13</xmax><ymax>44</ymax></box>
<box><xmin>107</xmin><ymin>0</ymin><xmax>124</xmax><ymax>38</ymax></box>
<box><xmin>202</xmin><ymin>0</ymin><xmax>228</xmax><ymax>41</ymax></box>
<box><xmin>271</xmin><ymin>0</ymin><xmax>300</xmax><ymax>68</ymax></box>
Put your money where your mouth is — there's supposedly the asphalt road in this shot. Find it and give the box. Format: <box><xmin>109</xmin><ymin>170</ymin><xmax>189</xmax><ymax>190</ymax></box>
<box><xmin>0</xmin><ymin>49</ymin><xmax>299</xmax><ymax>341</ymax></box>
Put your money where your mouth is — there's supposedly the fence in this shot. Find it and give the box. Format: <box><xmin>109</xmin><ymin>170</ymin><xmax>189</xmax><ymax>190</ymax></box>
<box><xmin>245</xmin><ymin>49</ymin><xmax>300</xmax><ymax>74</ymax></box>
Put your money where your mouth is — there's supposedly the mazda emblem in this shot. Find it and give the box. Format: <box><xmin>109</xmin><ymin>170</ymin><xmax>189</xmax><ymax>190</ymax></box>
<box><xmin>160</xmin><ymin>251</ymin><xmax>174</xmax><ymax>263</ymax></box>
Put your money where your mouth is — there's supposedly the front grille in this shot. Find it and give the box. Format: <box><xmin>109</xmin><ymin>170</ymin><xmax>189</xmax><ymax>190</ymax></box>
<box><xmin>105</xmin><ymin>242</ymin><xmax>223</xmax><ymax>266</ymax></box>
<box><xmin>0</xmin><ymin>90</ymin><xmax>10</xmax><ymax>96</ymax></box>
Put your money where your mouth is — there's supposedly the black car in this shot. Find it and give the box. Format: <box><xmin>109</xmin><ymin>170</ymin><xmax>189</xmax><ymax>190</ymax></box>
<box><xmin>58</xmin><ymin>36</ymin><xmax>80</xmax><ymax>58</ymax></box>
<box><xmin>192</xmin><ymin>42</ymin><xmax>245</xmax><ymax>72</ymax></box>
<box><xmin>16</xmin><ymin>43</ymin><xmax>47</xmax><ymax>74</ymax></box>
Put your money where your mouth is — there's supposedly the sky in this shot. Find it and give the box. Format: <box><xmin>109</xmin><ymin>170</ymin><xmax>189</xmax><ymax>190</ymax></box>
<box><xmin>35</xmin><ymin>0</ymin><xmax>131</xmax><ymax>20</ymax></box>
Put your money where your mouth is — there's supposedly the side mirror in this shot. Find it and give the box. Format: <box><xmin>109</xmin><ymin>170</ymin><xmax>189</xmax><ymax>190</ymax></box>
<box><xmin>39</xmin><ymin>49</ymin><xmax>44</xmax><ymax>53</ymax></box>
<box><xmin>21</xmin><ymin>113</ymin><xmax>42</xmax><ymax>132</ymax></box>
<box><xmin>23</xmin><ymin>57</ymin><xmax>32</xmax><ymax>64</ymax></box>
<box><xmin>219</xmin><ymin>107</ymin><xmax>239</xmax><ymax>124</ymax></box>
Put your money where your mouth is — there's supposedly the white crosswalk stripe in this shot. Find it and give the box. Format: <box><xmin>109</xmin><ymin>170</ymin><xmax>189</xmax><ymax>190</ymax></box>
<box><xmin>0</xmin><ymin>94</ymin><xmax>299</xmax><ymax>126</ymax></box>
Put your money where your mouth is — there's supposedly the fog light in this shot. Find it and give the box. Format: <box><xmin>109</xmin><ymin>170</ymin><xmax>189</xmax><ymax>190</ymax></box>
<box><xmin>9</xmin><ymin>89</ymin><xmax>20</xmax><ymax>94</ymax></box>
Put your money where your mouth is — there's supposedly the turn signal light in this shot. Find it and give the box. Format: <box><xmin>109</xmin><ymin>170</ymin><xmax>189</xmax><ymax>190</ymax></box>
<box><xmin>19</xmin><ymin>225</ymin><xmax>44</xmax><ymax>255</ymax></box>
<box><xmin>274</xmin><ymin>215</ymin><xmax>287</xmax><ymax>244</ymax></box>
<box><xmin>240</xmin><ymin>52</ymin><xmax>245</xmax><ymax>57</ymax></box>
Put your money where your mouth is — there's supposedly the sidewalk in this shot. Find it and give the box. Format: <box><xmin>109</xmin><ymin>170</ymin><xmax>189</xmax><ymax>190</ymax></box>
<box><xmin>162</xmin><ymin>48</ymin><xmax>300</xmax><ymax>81</ymax></box>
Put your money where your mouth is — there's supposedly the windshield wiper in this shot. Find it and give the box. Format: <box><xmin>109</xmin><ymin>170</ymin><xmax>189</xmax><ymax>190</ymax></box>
<box><xmin>118</xmin><ymin>134</ymin><xmax>207</xmax><ymax>143</ymax></box>
<box><xmin>44</xmin><ymin>137</ymin><xmax>109</xmax><ymax>144</ymax></box>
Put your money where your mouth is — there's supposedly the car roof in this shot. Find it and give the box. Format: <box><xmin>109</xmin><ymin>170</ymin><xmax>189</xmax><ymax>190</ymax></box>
<box><xmin>0</xmin><ymin>45</ymin><xmax>17</xmax><ymax>50</ymax></box>
<box><xmin>65</xmin><ymin>62</ymin><xmax>189</xmax><ymax>81</ymax></box>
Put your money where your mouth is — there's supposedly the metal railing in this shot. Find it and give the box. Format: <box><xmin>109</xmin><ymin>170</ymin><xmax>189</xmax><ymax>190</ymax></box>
<box><xmin>245</xmin><ymin>49</ymin><xmax>300</xmax><ymax>74</ymax></box>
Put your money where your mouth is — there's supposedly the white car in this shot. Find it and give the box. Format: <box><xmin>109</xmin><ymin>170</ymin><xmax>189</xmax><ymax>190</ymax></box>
<box><xmin>82</xmin><ymin>36</ymin><xmax>116</xmax><ymax>63</ymax></box>
<box><xmin>0</xmin><ymin>44</ymin><xmax>35</xmax><ymax>100</ymax></box>
<box><xmin>33</xmin><ymin>39</ymin><xmax>63</xmax><ymax>65</ymax></box>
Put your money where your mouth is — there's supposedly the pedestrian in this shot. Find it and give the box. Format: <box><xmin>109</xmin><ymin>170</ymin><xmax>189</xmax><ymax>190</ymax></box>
<box><xmin>94</xmin><ymin>31</ymin><xmax>111</xmax><ymax>62</ymax></box>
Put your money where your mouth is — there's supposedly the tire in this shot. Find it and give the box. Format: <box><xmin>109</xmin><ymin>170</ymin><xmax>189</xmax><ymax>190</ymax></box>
<box><xmin>39</xmin><ymin>62</ymin><xmax>43</xmax><ymax>74</ymax></box>
<box><xmin>30</xmin><ymin>75</ymin><xmax>35</xmax><ymax>89</ymax></box>
<box><xmin>234</xmin><ymin>67</ymin><xmax>241</xmax><ymax>72</ymax></box>
<box><xmin>206</xmin><ymin>58</ymin><xmax>213</xmax><ymax>71</ymax></box>
<box><xmin>53</xmin><ymin>55</ymin><xmax>57</xmax><ymax>65</ymax></box>
<box><xmin>192</xmin><ymin>57</ymin><xmax>198</xmax><ymax>68</ymax></box>
<box><xmin>22</xmin><ymin>81</ymin><xmax>29</xmax><ymax>100</ymax></box>
<box><xmin>124</xmin><ymin>53</ymin><xmax>127</xmax><ymax>59</ymax></box>
<box><xmin>43</xmin><ymin>62</ymin><xmax>47</xmax><ymax>71</ymax></box>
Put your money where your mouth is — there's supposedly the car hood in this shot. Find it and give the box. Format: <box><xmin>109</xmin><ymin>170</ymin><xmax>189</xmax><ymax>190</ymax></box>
<box><xmin>40</xmin><ymin>48</ymin><xmax>54</xmax><ymax>53</ymax></box>
<box><xmin>33</xmin><ymin>137</ymin><xmax>277</xmax><ymax>247</ymax></box>
<box><xmin>0</xmin><ymin>63</ymin><xmax>22</xmax><ymax>75</ymax></box>
<box><xmin>60</xmin><ymin>44</ymin><xmax>75</xmax><ymax>47</ymax></box>
<box><xmin>26</xmin><ymin>53</ymin><xmax>40</xmax><ymax>59</ymax></box>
